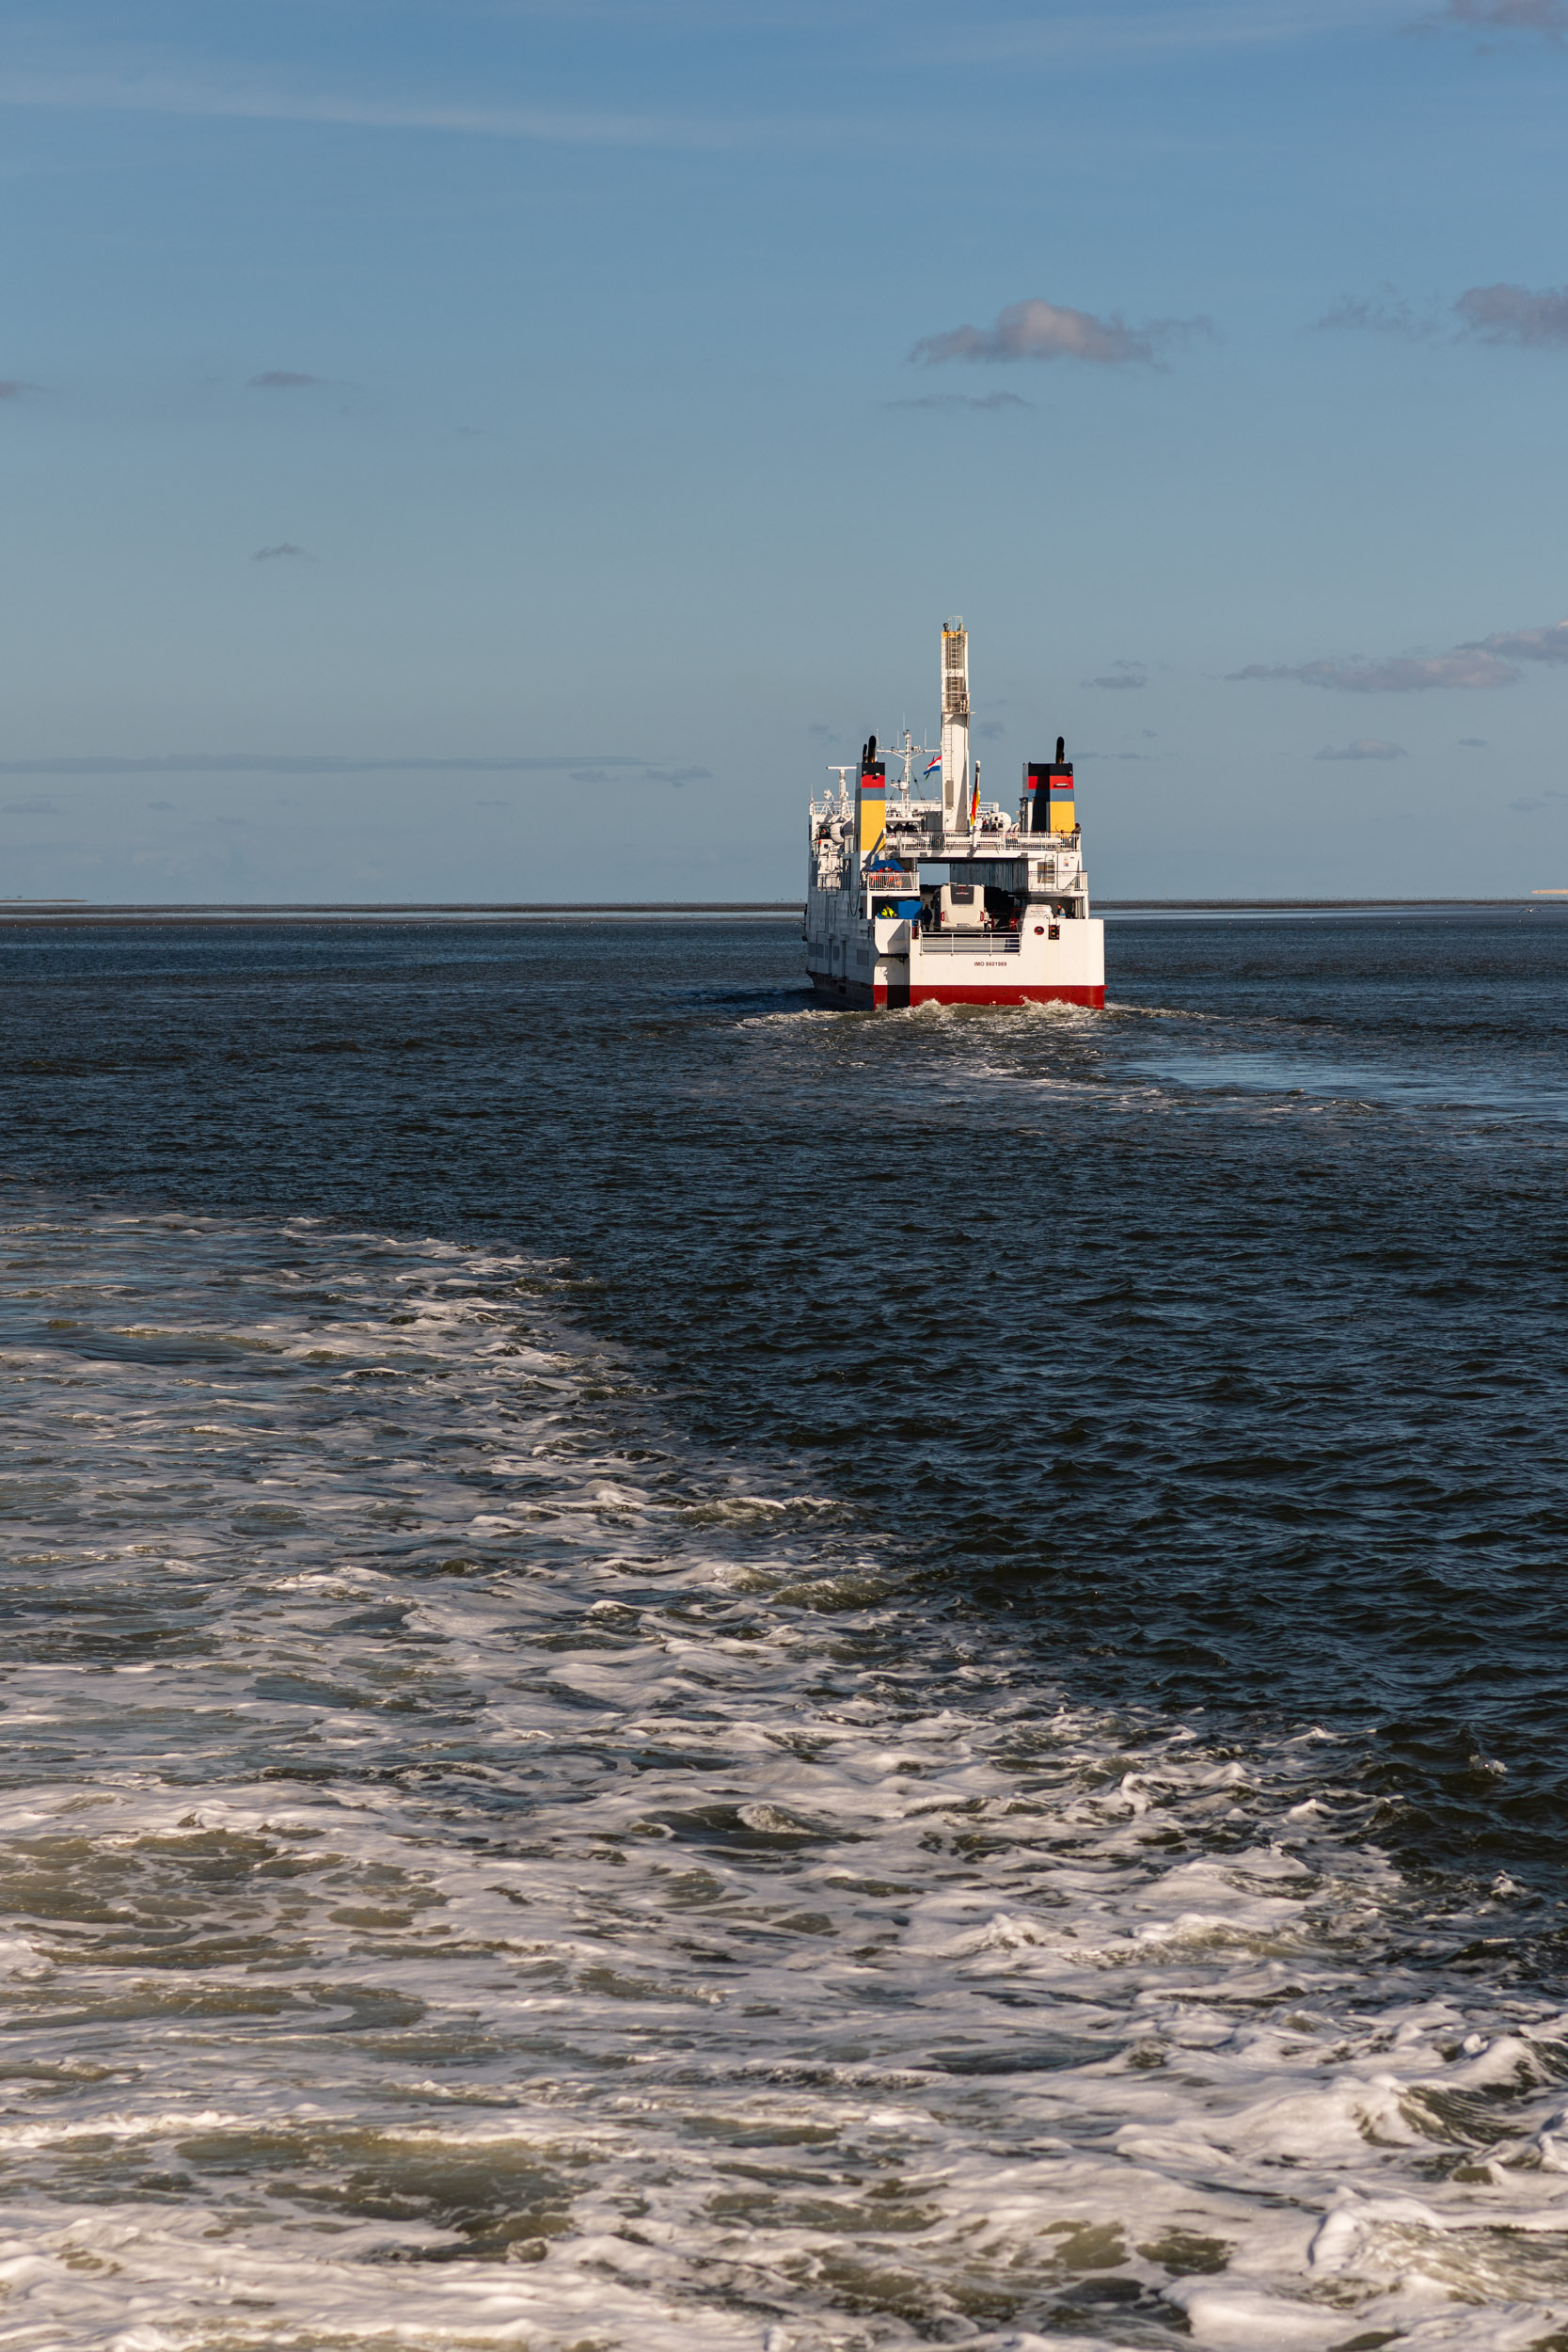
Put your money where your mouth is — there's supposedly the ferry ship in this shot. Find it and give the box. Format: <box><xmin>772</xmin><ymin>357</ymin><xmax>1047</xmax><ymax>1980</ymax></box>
<box><xmin>805</xmin><ymin>620</ymin><xmax>1105</xmax><ymax>1009</ymax></box>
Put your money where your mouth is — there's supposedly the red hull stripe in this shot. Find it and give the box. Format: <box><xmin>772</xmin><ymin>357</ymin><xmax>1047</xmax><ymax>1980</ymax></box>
<box><xmin>899</xmin><ymin>984</ymin><xmax>1102</xmax><ymax>1008</ymax></box>
<box><xmin>808</xmin><ymin>972</ymin><xmax>1104</xmax><ymax>1011</ymax></box>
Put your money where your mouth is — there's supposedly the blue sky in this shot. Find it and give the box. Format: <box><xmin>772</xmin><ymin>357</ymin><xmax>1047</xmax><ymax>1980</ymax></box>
<box><xmin>3</xmin><ymin>0</ymin><xmax>1567</xmax><ymax>899</ymax></box>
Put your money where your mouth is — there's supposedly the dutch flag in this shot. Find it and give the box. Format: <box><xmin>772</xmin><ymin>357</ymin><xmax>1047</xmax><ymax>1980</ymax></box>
<box><xmin>923</xmin><ymin>755</ymin><xmax>942</xmax><ymax>778</ymax></box>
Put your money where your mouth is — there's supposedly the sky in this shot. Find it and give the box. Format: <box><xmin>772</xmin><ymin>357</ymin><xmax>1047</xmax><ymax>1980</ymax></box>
<box><xmin>3</xmin><ymin>0</ymin><xmax>1568</xmax><ymax>901</ymax></box>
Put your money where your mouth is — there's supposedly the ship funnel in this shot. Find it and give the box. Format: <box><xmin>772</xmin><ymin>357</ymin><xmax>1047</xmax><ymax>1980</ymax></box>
<box><xmin>1025</xmin><ymin>752</ymin><xmax>1076</xmax><ymax>834</ymax></box>
<box><xmin>858</xmin><ymin>737</ymin><xmax>887</xmax><ymax>856</ymax></box>
<box><xmin>940</xmin><ymin>621</ymin><xmax>970</xmax><ymax>834</ymax></box>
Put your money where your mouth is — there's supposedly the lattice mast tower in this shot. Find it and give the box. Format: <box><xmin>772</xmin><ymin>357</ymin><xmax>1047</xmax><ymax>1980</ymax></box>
<box><xmin>940</xmin><ymin>619</ymin><xmax>970</xmax><ymax>833</ymax></box>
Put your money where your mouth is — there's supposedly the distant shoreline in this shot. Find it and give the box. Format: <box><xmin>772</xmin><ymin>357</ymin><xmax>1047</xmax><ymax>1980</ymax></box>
<box><xmin>0</xmin><ymin>900</ymin><xmax>806</xmax><ymax>925</ymax></box>
<box><xmin>0</xmin><ymin>897</ymin><xmax>1559</xmax><ymax>927</ymax></box>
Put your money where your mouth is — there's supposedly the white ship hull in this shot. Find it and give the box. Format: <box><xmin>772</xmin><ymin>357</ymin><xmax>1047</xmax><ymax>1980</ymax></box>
<box><xmin>805</xmin><ymin>893</ymin><xmax>1105</xmax><ymax>1010</ymax></box>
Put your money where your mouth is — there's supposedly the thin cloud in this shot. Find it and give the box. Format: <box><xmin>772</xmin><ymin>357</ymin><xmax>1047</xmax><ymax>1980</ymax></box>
<box><xmin>1314</xmin><ymin>287</ymin><xmax>1438</xmax><ymax>340</ymax></box>
<box><xmin>251</xmin><ymin>543</ymin><xmax>311</xmax><ymax>562</ymax></box>
<box><xmin>1459</xmin><ymin>737</ymin><xmax>1488</xmax><ymax>746</ymax></box>
<box><xmin>911</xmin><ymin>296</ymin><xmax>1211</xmax><ymax>370</ymax></box>
<box><xmin>883</xmin><ymin>391</ymin><xmax>1032</xmax><ymax>410</ymax></box>
<box><xmin>1229</xmin><ymin>650</ymin><xmax>1519</xmax><ymax>691</ymax></box>
<box><xmin>1455</xmin><ymin>284</ymin><xmax>1568</xmax><ymax>347</ymax></box>
<box><xmin>0</xmin><ymin>379</ymin><xmax>45</xmax><ymax>398</ymax></box>
<box><xmin>249</xmin><ymin>371</ymin><xmax>325</xmax><ymax>390</ymax></box>
<box><xmin>0</xmin><ymin>753</ymin><xmax>666</xmax><ymax>776</ymax></box>
<box><xmin>2</xmin><ymin>796</ymin><xmax>58</xmax><ymax>815</ymax></box>
<box><xmin>974</xmin><ymin>720</ymin><xmax>1006</xmax><ymax>740</ymax></box>
<box><xmin>0</xmin><ymin>66</ymin><xmax>768</xmax><ymax>151</ymax></box>
<box><xmin>496</xmin><ymin>1</ymin><xmax>844</xmax><ymax>22</ymax></box>
<box><xmin>1433</xmin><ymin>0</ymin><xmax>1568</xmax><ymax>35</ymax></box>
<box><xmin>944</xmin><ymin>0</ymin><xmax>1411</xmax><ymax>61</ymax></box>
<box><xmin>644</xmin><ymin>765</ymin><xmax>712</xmax><ymax>787</ymax></box>
<box><xmin>1315</xmin><ymin>739</ymin><xmax>1407</xmax><ymax>761</ymax></box>
<box><xmin>1320</xmin><ymin>281</ymin><xmax>1568</xmax><ymax>349</ymax></box>
<box><xmin>1085</xmin><ymin>664</ymin><xmax>1148</xmax><ymax>690</ymax></box>
<box><xmin>1473</xmin><ymin>619</ymin><xmax>1568</xmax><ymax>660</ymax></box>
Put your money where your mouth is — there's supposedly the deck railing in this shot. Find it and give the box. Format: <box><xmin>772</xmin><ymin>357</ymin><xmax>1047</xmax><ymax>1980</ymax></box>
<box><xmin>915</xmin><ymin>933</ymin><xmax>1022</xmax><ymax>955</ymax></box>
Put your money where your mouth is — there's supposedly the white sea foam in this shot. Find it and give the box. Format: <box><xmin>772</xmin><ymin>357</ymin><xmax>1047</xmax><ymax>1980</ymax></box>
<box><xmin>0</xmin><ymin>1199</ymin><xmax>1565</xmax><ymax>2349</ymax></box>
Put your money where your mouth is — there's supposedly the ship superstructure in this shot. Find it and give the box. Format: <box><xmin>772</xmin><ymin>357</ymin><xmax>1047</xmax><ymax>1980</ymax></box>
<box><xmin>805</xmin><ymin>620</ymin><xmax>1106</xmax><ymax>1009</ymax></box>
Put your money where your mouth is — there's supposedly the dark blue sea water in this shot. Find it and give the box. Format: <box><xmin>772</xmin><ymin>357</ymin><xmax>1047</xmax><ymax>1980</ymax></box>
<box><xmin>2</xmin><ymin>909</ymin><xmax>1566</xmax><ymax>2350</ymax></box>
